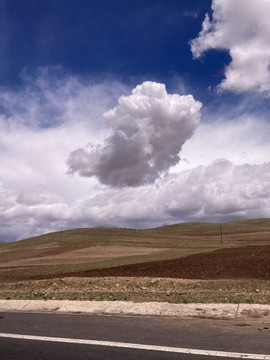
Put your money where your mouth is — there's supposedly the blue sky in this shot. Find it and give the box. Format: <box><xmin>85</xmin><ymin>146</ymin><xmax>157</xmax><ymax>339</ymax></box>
<box><xmin>1</xmin><ymin>1</ymin><xmax>210</xmax><ymax>85</ymax></box>
<box><xmin>1</xmin><ymin>0</ymin><xmax>270</xmax><ymax>242</ymax></box>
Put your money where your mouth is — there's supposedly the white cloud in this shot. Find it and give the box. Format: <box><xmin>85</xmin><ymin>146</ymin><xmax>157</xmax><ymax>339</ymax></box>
<box><xmin>67</xmin><ymin>81</ymin><xmax>202</xmax><ymax>187</ymax></box>
<box><xmin>163</xmin><ymin>161</ymin><xmax>270</xmax><ymax>222</ymax></box>
<box><xmin>0</xmin><ymin>181</ymin><xmax>73</xmax><ymax>241</ymax></box>
<box><xmin>183</xmin><ymin>10</ymin><xmax>198</xmax><ymax>19</ymax></box>
<box><xmin>0</xmin><ymin>67</ymin><xmax>124</xmax><ymax>131</ymax></box>
<box><xmin>190</xmin><ymin>0</ymin><xmax>270</xmax><ymax>95</ymax></box>
<box><xmin>2</xmin><ymin>159</ymin><xmax>269</xmax><ymax>242</ymax></box>
<box><xmin>76</xmin><ymin>160</ymin><xmax>270</xmax><ymax>228</ymax></box>
<box><xmin>0</xmin><ymin>69</ymin><xmax>128</xmax><ymax>241</ymax></box>
<box><xmin>174</xmin><ymin>114</ymin><xmax>270</xmax><ymax>172</ymax></box>
<box><xmin>0</xmin><ymin>68</ymin><xmax>269</xmax><ymax>243</ymax></box>
<box><xmin>0</xmin><ymin>68</ymin><xmax>126</xmax><ymax>198</ymax></box>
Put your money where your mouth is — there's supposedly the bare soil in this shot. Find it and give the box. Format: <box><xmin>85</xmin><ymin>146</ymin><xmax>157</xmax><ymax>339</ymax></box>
<box><xmin>1</xmin><ymin>244</ymin><xmax>270</xmax><ymax>304</ymax></box>
<box><xmin>54</xmin><ymin>245</ymin><xmax>270</xmax><ymax>280</ymax></box>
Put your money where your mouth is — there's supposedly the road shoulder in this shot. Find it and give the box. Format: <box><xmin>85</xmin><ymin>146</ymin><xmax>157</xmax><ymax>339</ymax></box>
<box><xmin>0</xmin><ymin>300</ymin><xmax>270</xmax><ymax>320</ymax></box>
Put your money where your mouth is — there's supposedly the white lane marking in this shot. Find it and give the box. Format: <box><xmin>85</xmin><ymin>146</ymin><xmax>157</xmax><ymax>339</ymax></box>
<box><xmin>0</xmin><ymin>332</ymin><xmax>270</xmax><ymax>359</ymax></box>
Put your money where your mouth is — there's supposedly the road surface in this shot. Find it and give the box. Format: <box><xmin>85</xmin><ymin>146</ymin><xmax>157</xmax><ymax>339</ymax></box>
<box><xmin>0</xmin><ymin>312</ymin><xmax>270</xmax><ymax>359</ymax></box>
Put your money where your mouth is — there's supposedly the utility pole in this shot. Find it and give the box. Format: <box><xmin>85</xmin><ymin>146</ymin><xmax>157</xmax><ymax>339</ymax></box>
<box><xmin>59</xmin><ymin>226</ymin><xmax>63</xmax><ymax>245</ymax></box>
<box><xmin>220</xmin><ymin>224</ymin><xmax>223</xmax><ymax>245</ymax></box>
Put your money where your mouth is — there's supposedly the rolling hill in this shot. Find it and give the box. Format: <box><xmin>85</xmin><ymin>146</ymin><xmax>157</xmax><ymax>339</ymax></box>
<box><xmin>1</xmin><ymin>218</ymin><xmax>270</xmax><ymax>281</ymax></box>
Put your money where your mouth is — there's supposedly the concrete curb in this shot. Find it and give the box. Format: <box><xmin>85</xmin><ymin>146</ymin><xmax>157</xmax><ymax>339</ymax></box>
<box><xmin>0</xmin><ymin>300</ymin><xmax>270</xmax><ymax>320</ymax></box>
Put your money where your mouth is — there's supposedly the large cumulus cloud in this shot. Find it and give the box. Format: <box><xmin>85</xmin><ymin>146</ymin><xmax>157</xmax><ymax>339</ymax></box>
<box><xmin>67</xmin><ymin>81</ymin><xmax>202</xmax><ymax>187</ymax></box>
<box><xmin>190</xmin><ymin>0</ymin><xmax>270</xmax><ymax>95</ymax></box>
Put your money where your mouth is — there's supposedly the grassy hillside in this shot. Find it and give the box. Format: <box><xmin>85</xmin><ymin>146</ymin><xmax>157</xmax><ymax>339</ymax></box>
<box><xmin>0</xmin><ymin>218</ymin><xmax>270</xmax><ymax>281</ymax></box>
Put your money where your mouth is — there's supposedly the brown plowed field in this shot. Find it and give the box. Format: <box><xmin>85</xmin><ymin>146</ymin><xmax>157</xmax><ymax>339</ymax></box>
<box><xmin>65</xmin><ymin>245</ymin><xmax>270</xmax><ymax>280</ymax></box>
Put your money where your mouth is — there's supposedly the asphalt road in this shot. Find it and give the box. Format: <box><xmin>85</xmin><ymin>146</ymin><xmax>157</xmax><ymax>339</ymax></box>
<box><xmin>0</xmin><ymin>312</ymin><xmax>270</xmax><ymax>360</ymax></box>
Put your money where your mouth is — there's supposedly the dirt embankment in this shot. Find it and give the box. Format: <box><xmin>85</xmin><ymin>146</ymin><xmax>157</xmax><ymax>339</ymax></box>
<box><xmin>64</xmin><ymin>245</ymin><xmax>270</xmax><ymax>280</ymax></box>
